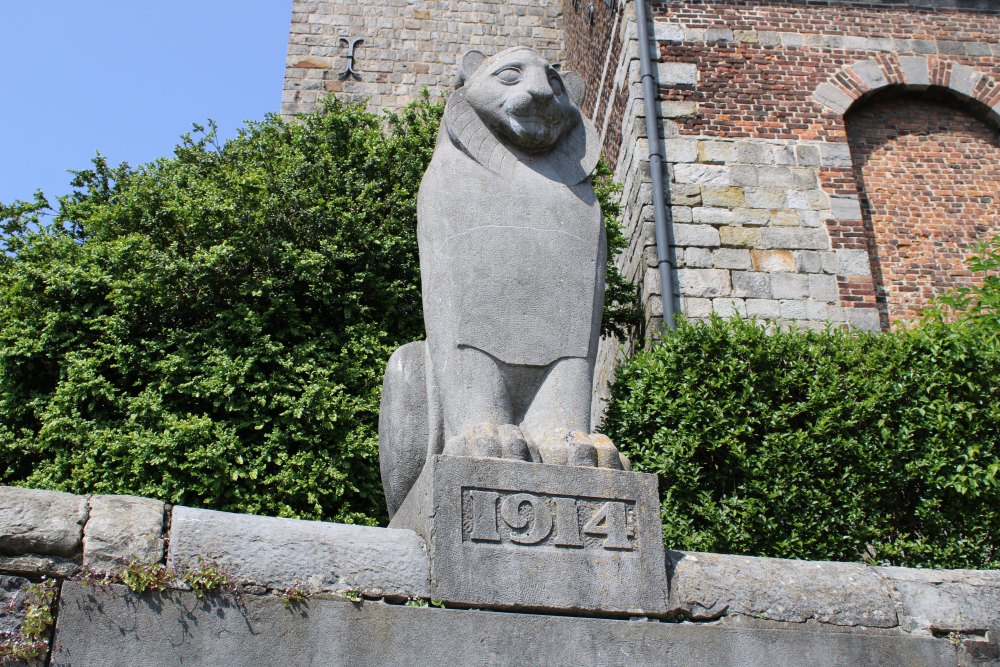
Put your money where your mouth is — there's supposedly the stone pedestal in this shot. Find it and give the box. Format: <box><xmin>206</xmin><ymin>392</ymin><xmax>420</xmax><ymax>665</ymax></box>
<box><xmin>389</xmin><ymin>455</ymin><xmax>669</xmax><ymax>616</ymax></box>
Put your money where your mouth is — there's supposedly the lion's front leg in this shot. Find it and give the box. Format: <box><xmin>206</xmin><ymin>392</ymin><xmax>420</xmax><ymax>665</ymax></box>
<box><xmin>436</xmin><ymin>346</ymin><xmax>532</xmax><ymax>462</ymax></box>
<box><xmin>521</xmin><ymin>357</ymin><xmax>630</xmax><ymax>470</ymax></box>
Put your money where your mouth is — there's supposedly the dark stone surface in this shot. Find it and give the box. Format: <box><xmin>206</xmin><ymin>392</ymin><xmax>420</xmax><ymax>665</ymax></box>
<box><xmin>51</xmin><ymin>581</ymin><xmax>961</xmax><ymax>667</ymax></box>
<box><xmin>389</xmin><ymin>455</ymin><xmax>668</xmax><ymax>616</ymax></box>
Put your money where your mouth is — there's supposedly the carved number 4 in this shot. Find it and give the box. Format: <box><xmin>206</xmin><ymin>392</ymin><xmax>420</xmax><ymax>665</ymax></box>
<box><xmin>582</xmin><ymin>501</ymin><xmax>631</xmax><ymax>550</ymax></box>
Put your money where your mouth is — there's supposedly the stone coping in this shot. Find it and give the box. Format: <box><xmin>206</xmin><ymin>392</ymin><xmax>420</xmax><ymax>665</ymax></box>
<box><xmin>1</xmin><ymin>485</ymin><xmax>998</xmax><ymax>651</ymax></box>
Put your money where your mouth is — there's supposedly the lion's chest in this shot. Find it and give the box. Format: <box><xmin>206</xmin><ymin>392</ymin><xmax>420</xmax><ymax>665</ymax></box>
<box><xmin>418</xmin><ymin>143</ymin><xmax>603</xmax><ymax>366</ymax></box>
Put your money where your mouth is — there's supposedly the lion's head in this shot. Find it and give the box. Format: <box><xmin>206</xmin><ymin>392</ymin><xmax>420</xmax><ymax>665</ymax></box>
<box><xmin>442</xmin><ymin>47</ymin><xmax>599</xmax><ymax>185</ymax></box>
<box><xmin>458</xmin><ymin>47</ymin><xmax>585</xmax><ymax>154</ymax></box>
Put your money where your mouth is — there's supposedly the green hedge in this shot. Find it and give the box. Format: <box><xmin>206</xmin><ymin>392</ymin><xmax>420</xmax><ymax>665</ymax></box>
<box><xmin>0</xmin><ymin>95</ymin><xmax>637</xmax><ymax>525</ymax></box>
<box><xmin>604</xmin><ymin>316</ymin><xmax>1000</xmax><ymax>569</ymax></box>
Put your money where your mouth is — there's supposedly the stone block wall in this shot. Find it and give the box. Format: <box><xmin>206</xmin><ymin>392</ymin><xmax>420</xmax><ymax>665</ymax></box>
<box><xmin>566</xmin><ymin>0</ymin><xmax>999</xmax><ymax>346</ymax></box>
<box><xmin>282</xmin><ymin>0</ymin><xmax>564</xmax><ymax>116</ymax></box>
<box><xmin>2</xmin><ymin>485</ymin><xmax>999</xmax><ymax>665</ymax></box>
<box><xmin>647</xmin><ymin>0</ymin><xmax>1000</xmax><ymax>332</ymax></box>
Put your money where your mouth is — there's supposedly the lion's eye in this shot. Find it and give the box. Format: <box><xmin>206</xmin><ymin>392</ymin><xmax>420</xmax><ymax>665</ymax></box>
<box><xmin>494</xmin><ymin>67</ymin><xmax>522</xmax><ymax>84</ymax></box>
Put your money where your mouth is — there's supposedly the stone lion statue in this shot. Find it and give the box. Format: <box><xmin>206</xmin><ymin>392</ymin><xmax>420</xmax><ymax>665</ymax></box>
<box><xmin>379</xmin><ymin>47</ymin><xmax>628</xmax><ymax>517</ymax></box>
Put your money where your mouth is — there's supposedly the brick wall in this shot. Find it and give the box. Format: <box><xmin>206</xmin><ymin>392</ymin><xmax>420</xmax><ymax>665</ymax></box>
<box><xmin>282</xmin><ymin>0</ymin><xmax>564</xmax><ymax>116</ymax></box>
<box><xmin>847</xmin><ymin>93</ymin><xmax>1000</xmax><ymax>326</ymax></box>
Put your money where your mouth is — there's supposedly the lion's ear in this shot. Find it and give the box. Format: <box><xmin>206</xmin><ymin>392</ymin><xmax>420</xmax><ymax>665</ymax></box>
<box><xmin>560</xmin><ymin>71</ymin><xmax>586</xmax><ymax>107</ymax></box>
<box><xmin>455</xmin><ymin>50</ymin><xmax>488</xmax><ymax>88</ymax></box>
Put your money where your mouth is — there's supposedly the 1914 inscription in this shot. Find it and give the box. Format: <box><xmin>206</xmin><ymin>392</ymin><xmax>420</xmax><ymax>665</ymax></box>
<box><xmin>462</xmin><ymin>489</ymin><xmax>636</xmax><ymax>551</ymax></box>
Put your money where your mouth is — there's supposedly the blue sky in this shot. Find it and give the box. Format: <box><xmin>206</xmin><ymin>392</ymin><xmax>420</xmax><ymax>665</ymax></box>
<box><xmin>0</xmin><ymin>1</ymin><xmax>291</xmax><ymax>206</ymax></box>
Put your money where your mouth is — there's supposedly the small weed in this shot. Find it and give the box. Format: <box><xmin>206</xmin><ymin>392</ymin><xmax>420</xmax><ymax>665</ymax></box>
<box><xmin>282</xmin><ymin>585</ymin><xmax>310</xmax><ymax>608</ymax></box>
<box><xmin>0</xmin><ymin>579</ymin><xmax>57</xmax><ymax>666</ymax></box>
<box><xmin>342</xmin><ymin>589</ymin><xmax>363</xmax><ymax>603</ymax></box>
<box><xmin>119</xmin><ymin>561</ymin><xmax>174</xmax><ymax>594</ymax></box>
<box><xmin>948</xmin><ymin>631</ymin><xmax>962</xmax><ymax>648</ymax></box>
<box><xmin>404</xmin><ymin>598</ymin><xmax>445</xmax><ymax>609</ymax></box>
<box><xmin>179</xmin><ymin>558</ymin><xmax>234</xmax><ymax>598</ymax></box>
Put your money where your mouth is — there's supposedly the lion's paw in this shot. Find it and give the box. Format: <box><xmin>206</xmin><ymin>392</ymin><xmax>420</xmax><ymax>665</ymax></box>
<box><xmin>444</xmin><ymin>424</ymin><xmax>531</xmax><ymax>462</ymax></box>
<box><xmin>535</xmin><ymin>428</ymin><xmax>630</xmax><ymax>470</ymax></box>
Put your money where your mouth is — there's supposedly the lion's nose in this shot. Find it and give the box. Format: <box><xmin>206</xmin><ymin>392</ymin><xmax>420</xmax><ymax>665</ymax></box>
<box><xmin>524</xmin><ymin>70</ymin><xmax>556</xmax><ymax>101</ymax></box>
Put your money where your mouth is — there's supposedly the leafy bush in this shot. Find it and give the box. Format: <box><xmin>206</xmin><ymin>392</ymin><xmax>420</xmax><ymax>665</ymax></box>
<box><xmin>0</xmin><ymin>94</ymin><xmax>636</xmax><ymax>525</ymax></box>
<box><xmin>604</xmin><ymin>316</ymin><xmax>1000</xmax><ymax>569</ymax></box>
<box><xmin>0</xmin><ymin>97</ymin><xmax>441</xmax><ymax>524</ymax></box>
<box><xmin>923</xmin><ymin>234</ymin><xmax>1000</xmax><ymax>340</ymax></box>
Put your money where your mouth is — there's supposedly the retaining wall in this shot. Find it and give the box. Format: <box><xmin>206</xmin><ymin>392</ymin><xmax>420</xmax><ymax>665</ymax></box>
<box><xmin>2</xmin><ymin>485</ymin><xmax>998</xmax><ymax>665</ymax></box>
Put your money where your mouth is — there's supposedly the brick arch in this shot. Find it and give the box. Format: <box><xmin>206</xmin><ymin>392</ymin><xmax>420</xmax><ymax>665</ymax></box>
<box><xmin>813</xmin><ymin>56</ymin><xmax>1000</xmax><ymax>127</ymax></box>
<box><xmin>812</xmin><ymin>58</ymin><xmax>1000</xmax><ymax>330</ymax></box>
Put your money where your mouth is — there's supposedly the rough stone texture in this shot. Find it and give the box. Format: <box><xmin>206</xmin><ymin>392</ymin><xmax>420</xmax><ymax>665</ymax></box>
<box><xmin>82</xmin><ymin>495</ymin><xmax>164</xmax><ymax>572</ymax></box>
<box><xmin>51</xmin><ymin>581</ymin><xmax>960</xmax><ymax>667</ymax></box>
<box><xmin>0</xmin><ymin>487</ymin><xmax>87</xmax><ymax>559</ymax></box>
<box><xmin>390</xmin><ymin>455</ymin><xmax>668</xmax><ymax>616</ymax></box>
<box><xmin>169</xmin><ymin>506</ymin><xmax>429</xmax><ymax>599</ymax></box>
<box><xmin>668</xmin><ymin>551</ymin><xmax>898</xmax><ymax>628</ymax></box>
<box><xmin>876</xmin><ymin>566</ymin><xmax>1000</xmax><ymax>635</ymax></box>
<box><xmin>282</xmin><ymin>0</ymin><xmax>563</xmax><ymax>115</ymax></box>
<box><xmin>0</xmin><ymin>575</ymin><xmax>32</xmax><ymax>636</ymax></box>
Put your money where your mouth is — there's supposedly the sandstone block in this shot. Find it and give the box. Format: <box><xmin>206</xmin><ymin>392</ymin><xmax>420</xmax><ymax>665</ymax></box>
<box><xmin>760</xmin><ymin>227</ymin><xmax>829</xmax><ymax>250</ymax></box>
<box><xmin>169</xmin><ymin>506</ymin><xmax>429</xmax><ymax>599</ymax></box>
<box><xmin>813</xmin><ymin>83</ymin><xmax>854</xmax><ymax>114</ymax></box>
<box><xmin>713</xmin><ymin>298</ymin><xmax>747</xmax><ymax>318</ymax></box>
<box><xmin>83</xmin><ymin>495</ymin><xmax>165</xmax><ymax>572</ymax></box>
<box><xmin>698</xmin><ymin>140</ymin><xmax>737</xmax><ymax>164</ymax></box>
<box><xmin>672</xmin><ymin>223</ymin><xmax>720</xmax><ymax>247</ymax></box>
<box><xmin>736</xmin><ymin>142</ymin><xmax>775</xmax><ymax>165</ymax></box>
<box><xmin>693</xmin><ymin>206</ymin><xmax>735</xmax><ymax>224</ymax></box>
<box><xmin>747</xmin><ymin>298</ymin><xmax>782</xmax><ymax>319</ymax></box>
<box><xmin>847</xmin><ymin>308</ymin><xmax>882</xmax><ymax>331</ymax></box>
<box><xmin>744</xmin><ymin>187</ymin><xmax>786</xmax><ymax>209</ymax></box>
<box><xmin>673</xmin><ymin>164</ymin><xmax>729</xmax><ymax>185</ymax></box>
<box><xmin>668</xmin><ymin>551</ymin><xmax>898</xmax><ymax>627</ymax></box>
<box><xmin>751</xmin><ymin>249</ymin><xmax>795</xmax><ymax>272</ymax></box>
<box><xmin>712</xmin><ymin>248</ymin><xmax>751</xmax><ymax>270</ymax></box>
<box><xmin>702</xmin><ymin>186</ymin><xmax>744</xmax><ymax>208</ymax></box>
<box><xmin>771</xmin><ymin>273</ymin><xmax>810</xmax><ymax>300</ymax></box>
<box><xmin>849</xmin><ymin>60</ymin><xmax>889</xmax><ymax>92</ymax></box>
<box><xmin>658</xmin><ymin>62</ymin><xmax>698</xmax><ymax>86</ymax></box>
<box><xmin>682</xmin><ymin>297</ymin><xmax>713</xmax><ymax>317</ymax></box>
<box><xmin>837</xmin><ymin>249</ymin><xmax>872</xmax><ymax>277</ymax></box>
<box><xmin>677</xmin><ymin>269</ymin><xmax>731</xmax><ymax>297</ymax></box>
<box><xmin>875</xmin><ymin>566</ymin><xmax>1000</xmax><ymax>635</ymax></box>
<box><xmin>831</xmin><ymin>196</ymin><xmax>863</xmax><ymax>220</ymax></box>
<box><xmin>683</xmin><ymin>247</ymin><xmax>713</xmax><ymax>268</ymax></box>
<box><xmin>665</xmin><ymin>138</ymin><xmax>698</xmax><ymax>163</ymax></box>
<box><xmin>0</xmin><ymin>486</ymin><xmax>87</xmax><ymax>559</ymax></box>
<box><xmin>732</xmin><ymin>271</ymin><xmax>772</xmax><ymax>299</ymax></box>
<box><xmin>794</xmin><ymin>250</ymin><xmax>822</xmax><ymax>273</ymax></box>
<box><xmin>809</xmin><ymin>274</ymin><xmax>840</xmax><ymax>303</ymax></box>
<box><xmin>719</xmin><ymin>226</ymin><xmax>761</xmax><ymax>248</ymax></box>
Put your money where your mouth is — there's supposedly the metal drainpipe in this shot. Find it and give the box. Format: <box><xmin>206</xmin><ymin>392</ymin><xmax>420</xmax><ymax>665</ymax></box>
<box><xmin>632</xmin><ymin>0</ymin><xmax>676</xmax><ymax>330</ymax></box>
